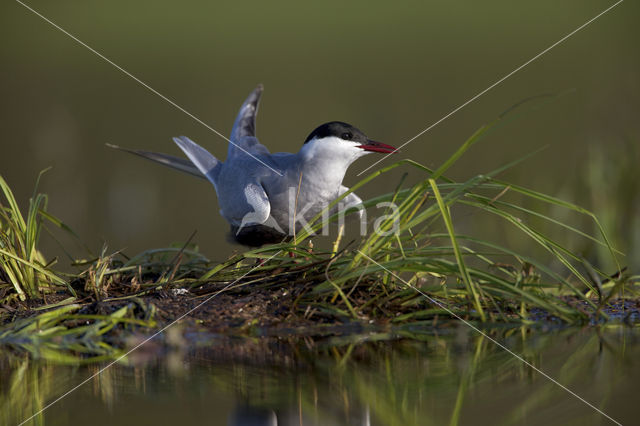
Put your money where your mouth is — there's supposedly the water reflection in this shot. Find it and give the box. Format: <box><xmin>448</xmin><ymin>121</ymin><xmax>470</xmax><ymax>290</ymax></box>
<box><xmin>1</xmin><ymin>325</ymin><xmax>639</xmax><ymax>425</ymax></box>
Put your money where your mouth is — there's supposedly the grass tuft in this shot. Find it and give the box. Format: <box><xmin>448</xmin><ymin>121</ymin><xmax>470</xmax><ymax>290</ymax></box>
<box><xmin>0</xmin><ymin>170</ymin><xmax>70</xmax><ymax>301</ymax></box>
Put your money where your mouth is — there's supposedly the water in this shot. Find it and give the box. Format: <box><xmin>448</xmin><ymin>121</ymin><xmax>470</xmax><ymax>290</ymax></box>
<box><xmin>2</xmin><ymin>325</ymin><xmax>638</xmax><ymax>425</ymax></box>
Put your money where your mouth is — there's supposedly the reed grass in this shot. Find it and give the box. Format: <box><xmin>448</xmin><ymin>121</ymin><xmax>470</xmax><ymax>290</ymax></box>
<box><xmin>0</xmin><ymin>171</ymin><xmax>70</xmax><ymax>302</ymax></box>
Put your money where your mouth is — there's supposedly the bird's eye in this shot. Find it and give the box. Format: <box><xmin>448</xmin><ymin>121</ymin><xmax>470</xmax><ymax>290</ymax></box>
<box><xmin>341</xmin><ymin>132</ymin><xmax>353</xmax><ymax>140</ymax></box>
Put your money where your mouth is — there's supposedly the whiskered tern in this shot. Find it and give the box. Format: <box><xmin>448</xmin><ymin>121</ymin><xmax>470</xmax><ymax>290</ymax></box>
<box><xmin>108</xmin><ymin>85</ymin><xmax>396</xmax><ymax>246</ymax></box>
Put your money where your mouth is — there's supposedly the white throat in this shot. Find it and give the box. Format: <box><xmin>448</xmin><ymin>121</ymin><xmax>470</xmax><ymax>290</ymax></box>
<box><xmin>297</xmin><ymin>136</ymin><xmax>369</xmax><ymax>187</ymax></box>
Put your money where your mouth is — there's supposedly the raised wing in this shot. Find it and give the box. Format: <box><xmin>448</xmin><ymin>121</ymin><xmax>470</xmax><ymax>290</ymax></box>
<box><xmin>228</xmin><ymin>84</ymin><xmax>271</xmax><ymax>158</ymax></box>
<box><xmin>106</xmin><ymin>143</ymin><xmax>205</xmax><ymax>179</ymax></box>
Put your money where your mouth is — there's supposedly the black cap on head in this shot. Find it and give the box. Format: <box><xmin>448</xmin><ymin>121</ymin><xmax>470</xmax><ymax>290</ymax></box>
<box><xmin>303</xmin><ymin>121</ymin><xmax>369</xmax><ymax>144</ymax></box>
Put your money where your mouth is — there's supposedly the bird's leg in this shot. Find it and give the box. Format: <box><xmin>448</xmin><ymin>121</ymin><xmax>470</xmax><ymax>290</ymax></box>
<box><xmin>288</xmin><ymin>240</ymin><xmax>312</xmax><ymax>259</ymax></box>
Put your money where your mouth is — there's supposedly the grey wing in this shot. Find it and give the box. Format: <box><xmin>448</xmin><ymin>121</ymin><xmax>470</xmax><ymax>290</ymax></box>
<box><xmin>106</xmin><ymin>143</ymin><xmax>205</xmax><ymax>179</ymax></box>
<box><xmin>228</xmin><ymin>84</ymin><xmax>271</xmax><ymax>158</ymax></box>
<box><xmin>221</xmin><ymin>182</ymin><xmax>271</xmax><ymax>228</ymax></box>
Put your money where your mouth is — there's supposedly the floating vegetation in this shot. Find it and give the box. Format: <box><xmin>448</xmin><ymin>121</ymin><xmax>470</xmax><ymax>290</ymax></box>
<box><xmin>0</xmin><ymin>301</ymin><xmax>156</xmax><ymax>363</ymax></box>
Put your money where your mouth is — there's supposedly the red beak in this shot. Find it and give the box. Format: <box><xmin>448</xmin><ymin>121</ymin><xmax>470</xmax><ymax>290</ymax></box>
<box><xmin>357</xmin><ymin>140</ymin><xmax>397</xmax><ymax>154</ymax></box>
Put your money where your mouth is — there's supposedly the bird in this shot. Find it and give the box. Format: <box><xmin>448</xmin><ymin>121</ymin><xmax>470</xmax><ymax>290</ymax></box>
<box><xmin>108</xmin><ymin>85</ymin><xmax>397</xmax><ymax>246</ymax></box>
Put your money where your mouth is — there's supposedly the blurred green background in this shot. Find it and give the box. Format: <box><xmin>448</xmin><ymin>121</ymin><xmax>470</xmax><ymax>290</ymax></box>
<box><xmin>1</xmin><ymin>0</ymin><xmax>638</xmax><ymax>270</ymax></box>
